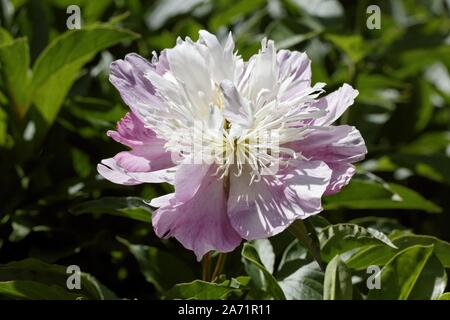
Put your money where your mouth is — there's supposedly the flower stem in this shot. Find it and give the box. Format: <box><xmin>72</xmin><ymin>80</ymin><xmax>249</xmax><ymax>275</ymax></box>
<box><xmin>211</xmin><ymin>253</ymin><xmax>227</xmax><ymax>281</ymax></box>
<box><xmin>202</xmin><ymin>252</ymin><xmax>211</xmax><ymax>281</ymax></box>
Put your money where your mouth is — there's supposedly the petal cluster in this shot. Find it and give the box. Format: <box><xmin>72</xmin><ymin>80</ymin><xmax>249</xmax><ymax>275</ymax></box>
<box><xmin>98</xmin><ymin>31</ymin><xmax>367</xmax><ymax>260</ymax></box>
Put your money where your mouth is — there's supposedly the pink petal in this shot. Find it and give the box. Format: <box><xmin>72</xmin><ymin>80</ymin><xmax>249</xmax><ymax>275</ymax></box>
<box><xmin>152</xmin><ymin>165</ymin><xmax>242</xmax><ymax>261</ymax></box>
<box><xmin>149</xmin><ymin>193</ymin><xmax>174</xmax><ymax>208</ymax></box>
<box><xmin>97</xmin><ymin>158</ymin><xmax>175</xmax><ymax>185</ymax></box>
<box><xmin>286</xmin><ymin>125</ymin><xmax>366</xmax><ymax>195</ymax></box>
<box><xmin>109</xmin><ymin>114</ymin><xmax>173</xmax><ymax>172</ymax></box>
<box><xmin>109</xmin><ymin>53</ymin><xmax>165</xmax><ymax>114</ymax></box>
<box><xmin>97</xmin><ymin>158</ymin><xmax>142</xmax><ymax>185</ymax></box>
<box><xmin>312</xmin><ymin>84</ymin><xmax>359</xmax><ymax>126</ymax></box>
<box><xmin>107</xmin><ymin>112</ymin><xmax>157</xmax><ymax>148</ymax></box>
<box><xmin>113</xmin><ymin>146</ymin><xmax>172</xmax><ymax>173</ymax></box>
<box><xmin>227</xmin><ymin>160</ymin><xmax>332</xmax><ymax>240</ymax></box>
<box><xmin>290</xmin><ymin>125</ymin><xmax>367</xmax><ymax>163</ymax></box>
<box><xmin>277</xmin><ymin>50</ymin><xmax>312</xmax><ymax>102</ymax></box>
<box><xmin>325</xmin><ymin>163</ymin><xmax>356</xmax><ymax>195</ymax></box>
<box><xmin>173</xmin><ymin>164</ymin><xmax>211</xmax><ymax>203</ymax></box>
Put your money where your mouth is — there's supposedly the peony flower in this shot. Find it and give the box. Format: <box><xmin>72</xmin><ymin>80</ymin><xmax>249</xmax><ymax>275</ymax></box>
<box><xmin>98</xmin><ymin>30</ymin><xmax>367</xmax><ymax>260</ymax></box>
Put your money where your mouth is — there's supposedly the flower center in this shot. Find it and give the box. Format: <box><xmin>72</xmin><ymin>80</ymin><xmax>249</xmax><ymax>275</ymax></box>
<box><xmin>142</xmin><ymin>73</ymin><xmax>327</xmax><ymax>182</ymax></box>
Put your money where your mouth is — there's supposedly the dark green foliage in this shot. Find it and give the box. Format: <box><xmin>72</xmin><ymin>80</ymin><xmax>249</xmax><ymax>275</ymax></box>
<box><xmin>0</xmin><ymin>0</ymin><xmax>449</xmax><ymax>300</ymax></box>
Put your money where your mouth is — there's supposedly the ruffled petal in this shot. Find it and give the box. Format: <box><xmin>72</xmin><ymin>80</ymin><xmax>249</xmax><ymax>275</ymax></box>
<box><xmin>198</xmin><ymin>30</ymin><xmax>243</xmax><ymax>83</ymax></box>
<box><xmin>277</xmin><ymin>50</ymin><xmax>312</xmax><ymax>102</ymax></box>
<box><xmin>325</xmin><ymin>163</ymin><xmax>356</xmax><ymax>195</ymax></box>
<box><xmin>97</xmin><ymin>158</ymin><xmax>175</xmax><ymax>185</ymax></box>
<box><xmin>166</xmin><ymin>39</ymin><xmax>214</xmax><ymax>111</ymax></box>
<box><xmin>113</xmin><ymin>146</ymin><xmax>173</xmax><ymax>173</ymax></box>
<box><xmin>289</xmin><ymin>125</ymin><xmax>367</xmax><ymax>163</ymax></box>
<box><xmin>312</xmin><ymin>84</ymin><xmax>359</xmax><ymax>126</ymax></box>
<box><xmin>100</xmin><ymin>111</ymin><xmax>175</xmax><ymax>177</ymax></box>
<box><xmin>152</xmin><ymin>165</ymin><xmax>241</xmax><ymax>260</ymax></box>
<box><xmin>109</xmin><ymin>53</ymin><xmax>165</xmax><ymax>113</ymax></box>
<box><xmin>220</xmin><ymin>79</ymin><xmax>253</xmax><ymax>128</ymax></box>
<box><xmin>227</xmin><ymin>160</ymin><xmax>332</xmax><ymax>240</ymax></box>
<box><xmin>174</xmin><ymin>163</ymin><xmax>211</xmax><ymax>203</ymax></box>
<box><xmin>286</xmin><ymin>125</ymin><xmax>367</xmax><ymax>195</ymax></box>
<box><xmin>107</xmin><ymin>112</ymin><xmax>157</xmax><ymax>148</ymax></box>
<box><xmin>98</xmin><ymin>112</ymin><xmax>176</xmax><ymax>185</ymax></box>
<box><xmin>239</xmin><ymin>39</ymin><xmax>278</xmax><ymax>103</ymax></box>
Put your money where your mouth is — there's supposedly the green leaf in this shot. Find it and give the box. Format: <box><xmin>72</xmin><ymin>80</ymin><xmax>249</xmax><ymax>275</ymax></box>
<box><xmin>308</xmin><ymin>215</ymin><xmax>331</xmax><ymax>229</ymax></box>
<box><xmin>290</xmin><ymin>0</ymin><xmax>343</xmax><ymax>18</ymax></box>
<box><xmin>276</xmin><ymin>239</ymin><xmax>308</xmax><ymax>279</ymax></box>
<box><xmin>0</xmin><ymin>107</ymin><xmax>10</xmax><ymax>147</ymax></box>
<box><xmin>324</xmin><ymin>34</ymin><xmax>367</xmax><ymax>63</ymax></box>
<box><xmin>0</xmin><ymin>38</ymin><xmax>31</xmax><ymax>117</ymax></box>
<box><xmin>251</xmin><ymin>239</ymin><xmax>275</xmax><ymax>274</ymax></box>
<box><xmin>0</xmin><ymin>280</ymin><xmax>86</xmax><ymax>300</ymax></box>
<box><xmin>0</xmin><ymin>28</ymin><xmax>13</xmax><ymax>45</ymax></box>
<box><xmin>367</xmin><ymin>245</ymin><xmax>447</xmax><ymax>300</ymax></box>
<box><xmin>117</xmin><ymin>237</ymin><xmax>195</xmax><ymax>292</ymax></box>
<box><xmin>349</xmin><ymin>216</ymin><xmax>408</xmax><ymax>235</ymax></box>
<box><xmin>356</xmin><ymin>73</ymin><xmax>404</xmax><ymax>110</ymax></box>
<box><xmin>399</xmin><ymin>131</ymin><xmax>450</xmax><ymax>155</ymax></box>
<box><xmin>146</xmin><ymin>0</ymin><xmax>205</xmax><ymax>30</ymax></box>
<box><xmin>324</xmin><ymin>180</ymin><xmax>442</xmax><ymax>213</ymax></box>
<box><xmin>288</xmin><ymin>219</ymin><xmax>324</xmax><ymax>270</ymax></box>
<box><xmin>439</xmin><ymin>292</ymin><xmax>450</xmax><ymax>300</ymax></box>
<box><xmin>164</xmin><ymin>279</ymin><xmax>244</xmax><ymax>300</ymax></box>
<box><xmin>319</xmin><ymin>223</ymin><xmax>397</xmax><ymax>262</ymax></box>
<box><xmin>30</xmin><ymin>24</ymin><xmax>139</xmax><ymax>124</ymax></box>
<box><xmin>0</xmin><ymin>259</ymin><xmax>116</xmax><ymax>300</ymax></box>
<box><xmin>347</xmin><ymin>234</ymin><xmax>450</xmax><ymax>270</ymax></box>
<box><xmin>414</xmin><ymin>79</ymin><xmax>433</xmax><ymax>132</ymax></box>
<box><xmin>209</xmin><ymin>0</ymin><xmax>265</xmax><ymax>31</ymax></box>
<box><xmin>274</xmin><ymin>32</ymin><xmax>319</xmax><ymax>50</ymax></box>
<box><xmin>241</xmin><ymin>242</ymin><xmax>286</xmax><ymax>299</ymax></box>
<box><xmin>323</xmin><ymin>255</ymin><xmax>352</xmax><ymax>300</ymax></box>
<box><xmin>70</xmin><ymin>197</ymin><xmax>152</xmax><ymax>223</ymax></box>
<box><xmin>393</xmin><ymin>235</ymin><xmax>450</xmax><ymax>268</ymax></box>
<box><xmin>345</xmin><ymin>245</ymin><xmax>396</xmax><ymax>271</ymax></box>
<box><xmin>278</xmin><ymin>262</ymin><xmax>324</xmax><ymax>300</ymax></box>
<box><xmin>389</xmin><ymin>153</ymin><xmax>450</xmax><ymax>186</ymax></box>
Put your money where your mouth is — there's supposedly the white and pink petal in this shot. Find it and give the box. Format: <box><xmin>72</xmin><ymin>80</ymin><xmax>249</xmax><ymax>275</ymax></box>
<box><xmin>152</xmin><ymin>165</ymin><xmax>242</xmax><ymax>260</ymax></box>
<box><xmin>288</xmin><ymin>125</ymin><xmax>367</xmax><ymax>164</ymax></box>
<box><xmin>97</xmin><ymin>158</ymin><xmax>175</xmax><ymax>185</ymax></box>
<box><xmin>109</xmin><ymin>53</ymin><xmax>165</xmax><ymax>113</ymax></box>
<box><xmin>312</xmin><ymin>84</ymin><xmax>359</xmax><ymax>126</ymax></box>
<box><xmin>227</xmin><ymin>160</ymin><xmax>332</xmax><ymax>240</ymax></box>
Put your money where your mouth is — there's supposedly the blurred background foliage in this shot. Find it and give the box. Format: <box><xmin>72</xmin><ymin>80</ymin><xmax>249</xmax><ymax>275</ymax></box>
<box><xmin>0</xmin><ymin>0</ymin><xmax>450</xmax><ymax>300</ymax></box>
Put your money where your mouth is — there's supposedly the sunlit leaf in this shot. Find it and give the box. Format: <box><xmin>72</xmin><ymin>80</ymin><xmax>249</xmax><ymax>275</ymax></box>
<box><xmin>31</xmin><ymin>25</ymin><xmax>139</xmax><ymax>124</ymax></box>
<box><xmin>324</xmin><ymin>180</ymin><xmax>442</xmax><ymax>213</ymax></box>
<box><xmin>367</xmin><ymin>245</ymin><xmax>447</xmax><ymax>300</ymax></box>
<box><xmin>0</xmin><ymin>38</ymin><xmax>30</xmax><ymax>117</ymax></box>
<box><xmin>347</xmin><ymin>234</ymin><xmax>450</xmax><ymax>270</ymax></box>
<box><xmin>323</xmin><ymin>255</ymin><xmax>352</xmax><ymax>300</ymax></box>
<box><xmin>164</xmin><ymin>279</ymin><xmax>247</xmax><ymax>299</ymax></box>
<box><xmin>241</xmin><ymin>242</ymin><xmax>286</xmax><ymax>299</ymax></box>
<box><xmin>278</xmin><ymin>261</ymin><xmax>324</xmax><ymax>300</ymax></box>
<box><xmin>318</xmin><ymin>223</ymin><xmax>397</xmax><ymax>262</ymax></box>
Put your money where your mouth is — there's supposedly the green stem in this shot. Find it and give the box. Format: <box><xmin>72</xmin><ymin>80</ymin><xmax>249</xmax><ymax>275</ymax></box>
<box><xmin>211</xmin><ymin>253</ymin><xmax>226</xmax><ymax>281</ymax></box>
<box><xmin>202</xmin><ymin>252</ymin><xmax>211</xmax><ymax>281</ymax></box>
